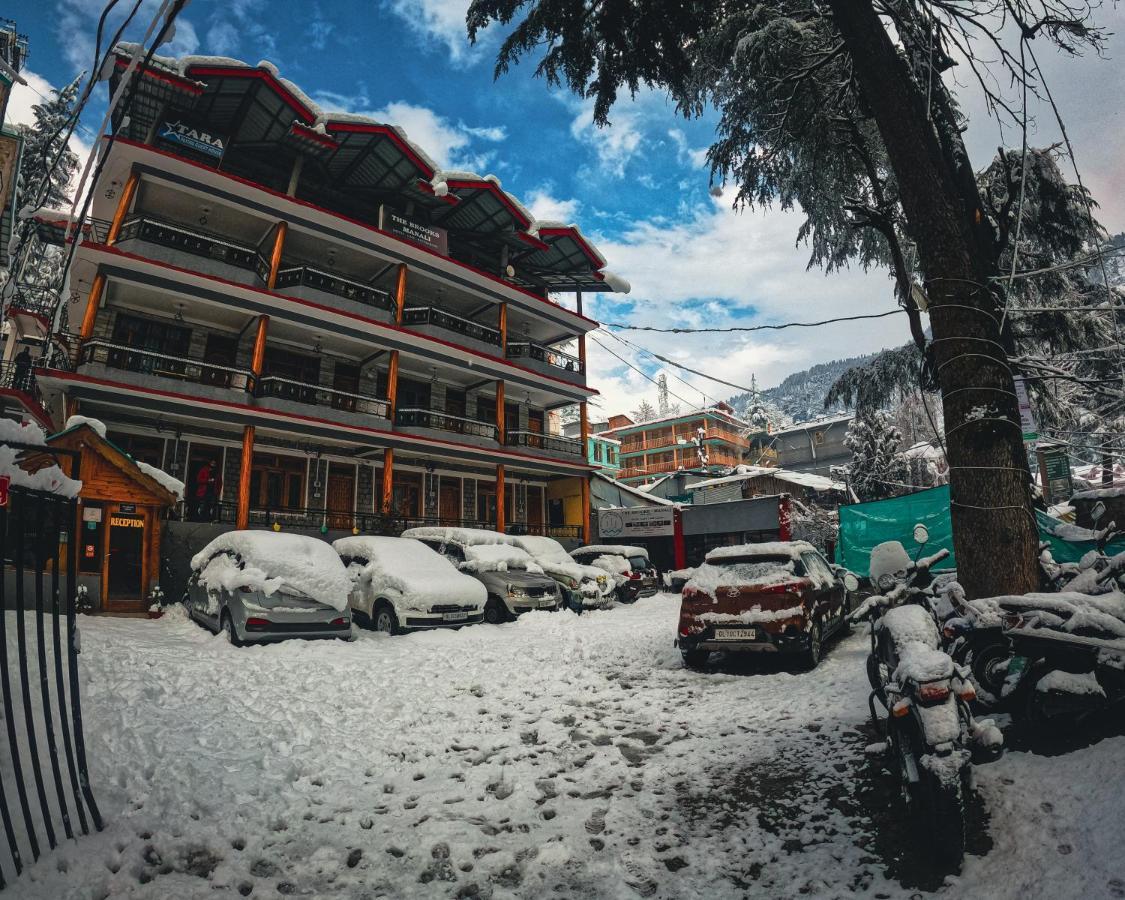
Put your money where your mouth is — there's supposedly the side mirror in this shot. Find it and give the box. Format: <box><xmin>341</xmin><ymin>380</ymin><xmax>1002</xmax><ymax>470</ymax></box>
<box><xmin>1092</xmin><ymin>500</ymin><xmax>1107</xmax><ymax>523</ymax></box>
<box><xmin>913</xmin><ymin>523</ymin><xmax>930</xmax><ymax>546</ymax></box>
<box><xmin>843</xmin><ymin>572</ymin><xmax>860</xmax><ymax>592</ymax></box>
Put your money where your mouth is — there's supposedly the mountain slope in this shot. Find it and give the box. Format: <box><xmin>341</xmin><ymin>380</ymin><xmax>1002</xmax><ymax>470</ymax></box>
<box><xmin>727</xmin><ymin>353</ymin><xmax>877</xmax><ymax>424</ymax></box>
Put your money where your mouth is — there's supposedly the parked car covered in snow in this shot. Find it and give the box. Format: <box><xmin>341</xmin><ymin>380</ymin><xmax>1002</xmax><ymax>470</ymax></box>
<box><xmin>403</xmin><ymin>527</ymin><xmax>561</xmax><ymax>623</ymax></box>
<box><xmin>676</xmin><ymin>541</ymin><xmax>849</xmax><ymax>669</ymax></box>
<box><xmin>502</xmin><ymin>534</ymin><xmax>615</xmax><ymax>610</ymax></box>
<box><xmin>570</xmin><ymin>545</ymin><xmax>659</xmax><ymax>602</ymax></box>
<box><xmin>333</xmin><ymin>536</ymin><xmax>486</xmax><ymax>634</ymax></box>
<box><xmin>185</xmin><ymin>531</ymin><xmax>352</xmax><ymax>645</ymax></box>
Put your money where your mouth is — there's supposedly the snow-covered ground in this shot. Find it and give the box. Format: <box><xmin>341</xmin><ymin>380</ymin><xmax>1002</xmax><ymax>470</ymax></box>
<box><xmin>7</xmin><ymin>597</ymin><xmax>1124</xmax><ymax>898</ymax></box>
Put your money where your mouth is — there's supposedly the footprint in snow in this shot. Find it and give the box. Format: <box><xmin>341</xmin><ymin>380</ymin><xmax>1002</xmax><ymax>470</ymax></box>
<box><xmin>585</xmin><ymin>809</ymin><xmax>607</xmax><ymax>835</ymax></box>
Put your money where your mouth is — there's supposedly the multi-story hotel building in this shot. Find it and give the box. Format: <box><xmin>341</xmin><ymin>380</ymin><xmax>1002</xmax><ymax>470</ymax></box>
<box><xmin>602</xmin><ymin>403</ymin><xmax>751</xmax><ymax>485</ymax></box>
<box><xmin>21</xmin><ymin>50</ymin><xmax>626</xmax><ymax>540</ymax></box>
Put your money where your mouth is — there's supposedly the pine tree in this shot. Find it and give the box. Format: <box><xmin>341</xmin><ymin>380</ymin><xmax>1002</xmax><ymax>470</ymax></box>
<box><xmin>631</xmin><ymin>400</ymin><xmax>657</xmax><ymax>423</ymax></box>
<box><xmin>844</xmin><ymin>411</ymin><xmax>910</xmax><ymax>502</ymax></box>
<box><xmin>17</xmin><ymin>76</ymin><xmax>81</xmax><ymax>211</ymax></box>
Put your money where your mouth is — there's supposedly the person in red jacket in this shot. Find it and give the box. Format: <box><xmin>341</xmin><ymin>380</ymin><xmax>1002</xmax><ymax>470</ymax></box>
<box><xmin>195</xmin><ymin>459</ymin><xmax>223</xmax><ymax>521</ymax></box>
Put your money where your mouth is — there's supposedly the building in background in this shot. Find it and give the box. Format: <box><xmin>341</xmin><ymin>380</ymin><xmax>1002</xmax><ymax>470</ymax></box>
<box><xmin>764</xmin><ymin>414</ymin><xmax>853</xmax><ymax>476</ymax></box>
<box><xmin>563</xmin><ymin>418</ymin><xmax>619</xmax><ymax>474</ymax></box>
<box><xmin>28</xmin><ymin>48</ymin><xmax>631</xmax><ymax>555</ymax></box>
<box><xmin>601</xmin><ymin>402</ymin><xmax>750</xmax><ymax>485</ymax></box>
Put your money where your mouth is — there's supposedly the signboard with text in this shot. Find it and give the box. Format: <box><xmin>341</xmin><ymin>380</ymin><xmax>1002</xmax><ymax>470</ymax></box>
<box><xmin>157</xmin><ymin>119</ymin><xmax>226</xmax><ymax>160</ymax></box>
<box><xmin>380</xmin><ymin>205</ymin><xmax>448</xmax><ymax>256</ymax></box>
<box><xmin>1037</xmin><ymin>445</ymin><xmax>1073</xmax><ymax>505</ymax></box>
<box><xmin>598</xmin><ymin>506</ymin><xmax>675</xmax><ymax>539</ymax></box>
<box><xmin>1014</xmin><ymin>377</ymin><xmax>1039</xmax><ymax>445</ymax></box>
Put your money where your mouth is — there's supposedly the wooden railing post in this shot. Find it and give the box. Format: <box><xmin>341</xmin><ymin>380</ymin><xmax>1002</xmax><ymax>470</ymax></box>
<box><xmin>236</xmin><ymin>425</ymin><xmax>254</xmax><ymax>530</ymax></box>
<box><xmin>498</xmin><ymin>302</ymin><xmax>507</xmax><ymax>355</ymax></box>
<box><xmin>381</xmin><ymin>448</ymin><xmax>394</xmax><ymax>516</ymax></box>
<box><xmin>496</xmin><ymin>380</ymin><xmax>505</xmax><ymax>444</ymax></box>
<box><xmin>267</xmin><ymin>222</ymin><xmax>288</xmax><ymax>289</ymax></box>
<box><xmin>106</xmin><ymin>171</ymin><xmax>139</xmax><ymax>245</ymax></box>
<box><xmin>496</xmin><ymin>464</ymin><xmax>506</xmax><ymax>533</ymax></box>
<box><xmin>394</xmin><ymin>264</ymin><xmax>408</xmax><ymax>325</ymax></box>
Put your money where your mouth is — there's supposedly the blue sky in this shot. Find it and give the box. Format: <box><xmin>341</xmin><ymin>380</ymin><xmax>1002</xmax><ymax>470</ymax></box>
<box><xmin>9</xmin><ymin>0</ymin><xmax>1125</xmax><ymax>419</ymax></box>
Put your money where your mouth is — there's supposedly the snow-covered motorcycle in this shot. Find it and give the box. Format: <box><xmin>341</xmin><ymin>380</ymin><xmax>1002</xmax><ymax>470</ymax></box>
<box><xmin>848</xmin><ymin>528</ymin><xmax>1002</xmax><ymax>871</ymax></box>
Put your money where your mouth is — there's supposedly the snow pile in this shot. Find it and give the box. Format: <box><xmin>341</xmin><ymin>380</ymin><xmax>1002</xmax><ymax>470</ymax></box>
<box><xmin>576</xmin><ymin>544</ymin><xmax>648</xmax><ymax>558</ymax></box>
<box><xmin>64</xmin><ymin>414</ymin><xmax>107</xmax><ymax>438</ymax></box>
<box><xmin>1036</xmin><ymin>669</ymin><xmax>1105</xmax><ymax>697</ymax></box>
<box><xmin>982</xmin><ymin>591</ymin><xmax>1125</xmax><ymax>641</ymax></box>
<box><xmin>686</xmin><ymin>558</ymin><xmax>801</xmax><ymax>598</ymax></box>
<box><xmin>0</xmin><ymin>419</ymin><xmax>83</xmax><ymax>498</ymax></box>
<box><xmin>333</xmin><ymin>536</ymin><xmax>485</xmax><ymax>610</ymax></box>
<box><xmin>508</xmin><ymin>536</ymin><xmax>605</xmax><ymax>586</ymax></box>
<box><xmin>705</xmin><ymin>541</ymin><xmax>816</xmax><ymax>563</ymax></box>
<box><xmin>402</xmin><ymin>526</ymin><xmax>507</xmax><ymax>547</ymax></box>
<box><xmin>881</xmin><ymin>604</ymin><xmax>940</xmax><ymax>649</ymax></box>
<box><xmin>460</xmin><ymin>544</ymin><xmax>544</xmax><ymax>574</ymax></box>
<box><xmin>191</xmin><ymin>531</ymin><xmax>350</xmax><ymax>611</ymax></box>
<box><xmin>135</xmin><ymin>460</ymin><xmax>185</xmax><ymax>499</ymax></box>
<box><xmin>869</xmin><ymin>541</ymin><xmax>912</xmax><ymax>584</ymax></box>
<box><xmin>698</xmin><ymin>606</ymin><xmax>804</xmax><ymax>625</ymax></box>
<box><xmin>892</xmin><ymin>639</ymin><xmax>954</xmax><ymax>685</ymax></box>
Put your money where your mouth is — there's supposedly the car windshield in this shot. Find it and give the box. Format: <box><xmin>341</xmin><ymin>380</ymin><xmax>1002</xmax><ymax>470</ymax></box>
<box><xmin>708</xmin><ymin>555</ymin><xmax>802</xmax><ymax>581</ymax></box>
<box><xmin>628</xmin><ymin>556</ymin><xmax>649</xmax><ymax>571</ymax></box>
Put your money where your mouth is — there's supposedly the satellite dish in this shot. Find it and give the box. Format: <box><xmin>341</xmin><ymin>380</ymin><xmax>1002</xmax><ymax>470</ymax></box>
<box><xmin>505</xmin><ymin>264</ymin><xmax>515</xmax><ymax>278</ymax></box>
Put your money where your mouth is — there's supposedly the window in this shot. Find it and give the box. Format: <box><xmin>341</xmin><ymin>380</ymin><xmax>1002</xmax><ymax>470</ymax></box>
<box><xmin>447</xmin><ymin>389</ymin><xmax>468</xmax><ymax>418</ymax></box>
<box><xmin>594</xmin><ymin>443</ymin><xmax>604</xmax><ymax>462</ymax></box>
<box><xmin>476</xmin><ymin>395</ymin><xmax>496</xmax><ymax>424</ymax></box>
<box><xmin>109</xmin><ymin>313</ymin><xmax>191</xmax><ymax>375</ymax></box>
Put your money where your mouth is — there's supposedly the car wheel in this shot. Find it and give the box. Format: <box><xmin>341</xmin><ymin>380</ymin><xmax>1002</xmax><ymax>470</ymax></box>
<box><xmin>373</xmin><ymin>603</ymin><xmax>398</xmax><ymax>636</ymax></box>
<box><xmin>222</xmin><ymin>613</ymin><xmax>243</xmax><ymax>647</ymax></box>
<box><xmin>681</xmin><ymin>649</ymin><xmax>709</xmax><ymax>670</ymax></box>
<box><xmin>483</xmin><ymin>597</ymin><xmax>505</xmax><ymax>625</ymax></box>
<box><xmin>801</xmin><ymin>620</ymin><xmax>823</xmax><ymax>669</ymax></box>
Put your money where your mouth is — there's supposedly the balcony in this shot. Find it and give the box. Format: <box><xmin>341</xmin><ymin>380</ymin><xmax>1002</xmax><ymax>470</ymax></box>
<box><xmin>401</xmin><ymin>306</ymin><xmax>501</xmax><ymax>351</ymax></box>
<box><xmin>257</xmin><ymin>376</ymin><xmax>389</xmax><ymax>420</ymax></box>
<box><xmin>395</xmin><ymin>407</ymin><xmax>499</xmax><ymax>444</ymax></box>
<box><xmin>115</xmin><ymin>215</ymin><xmax>261</xmax><ymax>285</ymax></box>
<box><xmin>505</xmin><ymin>430</ymin><xmax>584</xmax><ymax>459</ymax></box>
<box><xmin>505</xmin><ymin>342</ymin><xmax>584</xmax><ymax>384</ymax></box>
<box><xmin>78</xmin><ymin>338</ymin><xmax>254</xmax><ymax>395</ymax></box>
<box><xmin>274</xmin><ymin>264</ymin><xmax>395</xmax><ymax>320</ymax></box>
<box><xmin>8</xmin><ymin>284</ymin><xmax>59</xmax><ymax>319</ymax></box>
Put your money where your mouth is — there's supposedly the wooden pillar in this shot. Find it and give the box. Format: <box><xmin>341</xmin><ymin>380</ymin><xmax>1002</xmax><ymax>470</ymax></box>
<box><xmin>249</xmin><ymin>314</ymin><xmax>269</xmax><ymax>393</ymax></box>
<box><xmin>580</xmin><ymin>401</ymin><xmax>589</xmax><ymax>453</ymax></box>
<box><xmin>496</xmin><ymin>464</ymin><xmax>506</xmax><ymax>533</ymax></box>
<box><xmin>381</xmin><ymin>448</ymin><xmax>394</xmax><ymax>516</ymax></box>
<box><xmin>496</xmin><ymin>380</ymin><xmax>505</xmax><ymax>444</ymax></box>
<box><xmin>580</xmin><ymin>475</ymin><xmax>591</xmax><ymax>544</ymax></box>
<box><xmin>394</xmin><ymin>264</ymin><xmax>408</xmax><ymax>324</ymax></box>
<box><xmin>386</xmin><ymin>351</ymin><xmax>400</xmax><ymax>420</ymax></box>
<box><xmin>498</xmin><ymin>302</ymin><xmax>508</xmax><ymax>355</ymax></box>
<box><xmin>78</xmin><ymin>273</ymin><xmax>106</xmax><ymax>340</ymax></box>
<box><xmin>236</xmin><ymin>425</ymin><xmax>255</xmax><ymax>530</ymax></box>
<box><xmin>106</xmin><ymin>171</ymin><xmax>139</xmax><ymax>245</ymax></box>
<box><xmin>267</xmin><ymin>222</ymin><xmax>288</xmax><ymax>289</ymax></box>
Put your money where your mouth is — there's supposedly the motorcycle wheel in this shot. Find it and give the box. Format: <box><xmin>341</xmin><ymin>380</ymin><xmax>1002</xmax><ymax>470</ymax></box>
<box><xmin>866</xmin><ymin>652</ymin><xmax>884</xmax><ymax>699</ymax></box>
<box><xmin>918</xmin><ymin>767</ymin><xmax>966</xmax><ymax>872</ymax></box>
<box><xmin>966</xmin><ymin>640</ymin><xmax>1012</xmax><ymax>706</ymax></box>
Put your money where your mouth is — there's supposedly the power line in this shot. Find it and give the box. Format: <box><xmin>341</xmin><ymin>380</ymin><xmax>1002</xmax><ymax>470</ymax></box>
<box><xmin>598</xmin><ymin>328</ymin><xmax>717</xmax><ymax>407</ymax></box>
<box><xmin>601</xmin><ymin>308</ymin><xmax>904</xmax><ymax>334</ymax></box>
<box><xmin>587</xmin><ymin>335</ymin><xmax>698</xmax><ymax>410</ymax></box>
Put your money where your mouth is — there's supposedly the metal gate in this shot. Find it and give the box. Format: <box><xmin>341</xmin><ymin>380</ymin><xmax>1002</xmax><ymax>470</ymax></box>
<box><xmin>0</xmin><ymin>442</ymin><xmax>101</xmax><ymax>888</ymax></box>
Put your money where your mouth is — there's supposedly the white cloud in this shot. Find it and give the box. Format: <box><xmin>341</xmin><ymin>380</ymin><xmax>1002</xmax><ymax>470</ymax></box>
<box><xmin>384</xmin><ymin>0</ymin><xmax>481</xmax><ymax>63</ymax></box>
<box><xmin>577</xmin><ymin>189</ymin><xmax>910</xmax><ymax>417</ymax></box>
<box><xmin>568</xmin><ymin>98</ymin><xmax>645</xmax><ymax>178</ymax></box>
<box><xmin>56</xmin><ymin>0</ymin><xmax>201</xmax><ymax>73</ymax></box>
<box><xmin>668</xmin><ymin>128</ymin><xmax>709</xmax><ymax>170</ymax></box>
<box><xmin>310</xmin><ymin>95</ymin><xmax>506</xmax><ymax>171</ymax></box>
<box><xmin>525</xmin><ymin>189</ymin><xmax>579</xmax><ymax>224</ymax></box>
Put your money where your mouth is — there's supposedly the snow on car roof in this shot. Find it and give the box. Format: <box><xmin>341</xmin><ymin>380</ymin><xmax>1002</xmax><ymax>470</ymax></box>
<box><xmin>462</xmin><ymin>544</ymin><xmax>545</xmax><ymax>574</ymax></box>
<box><xmin>402</xmin><ymin>526</ymin><xmax>508</xmax><ymax>547</ymax></box>
<box><xmin>507</xmin><ymin>535</ymin><xmax>570</xmax><ymax>561</ymax></box>
<box><xmin>574</xmin><ymin>545</ymin><xmax>649</xmax><ymax>558</ymax></box>
<box><xmin>191</xmin><ymin>531</ymin><xmax>350</xmax><ymax>611</ymax></box>
<box><xmin>704</xmin><ymin>541</ymin><xmax>817</xmax><ymax>563</ymax></box>
<box><xmin>333</xmin><ymin>536</ymin><xmax>485</xmax><ymax>608</ymax></box>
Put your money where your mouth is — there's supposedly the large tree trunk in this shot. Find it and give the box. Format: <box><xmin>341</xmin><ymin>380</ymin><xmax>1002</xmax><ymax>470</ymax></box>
<box><xmin>826</xmin><ymin>0</ymin><xmax>1039</xmax><ymax>599</ymax></box>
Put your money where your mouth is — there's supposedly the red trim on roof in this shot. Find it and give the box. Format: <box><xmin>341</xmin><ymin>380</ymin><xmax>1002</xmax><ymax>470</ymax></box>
<box><xmin>185</xmin><ymin>65</ymin><xmax>315</xmax><ymax>123</ymax></box>
<box><xmin>325</xmin><ymin>122</ymin><xmax>435</xmax><ymax>179</ymax></box>
<box><xmin>288</xmin><ymin>121</ymin><xmax>337</xmax><ymax>149</ymax></box>
<box><xmin>114</xmin><ymin>55</ymin><xmax>204</xmax><ymax>94</ymax></box>
<box><xmin>518</xmin><ymin>232</ymin><xmax>550</xmax><ymax>252</ymax></box>
<box><xmin>42</xmin><ymin>370</ymin><xmax>595</xmax><ymax>471</ymax></box>
<box><xmin>537</xmin><ymin>226</ymin><xmax>605</xmax><ymax>269</ymax></box>
<box><xmin>0</xmin><ymin>387</ymin><xmax>54</xmax><ymax>431</ymax></box>
<box><xmin>414</xmin><ymin>179</ymin><xmax>460</xmax><ymax>205</ymax></box>
<box><xmin>444</xmin><ymin>180</ymin><xmax>531</xmax><ymax>229</ymax></box>
<box><xmin>109</xmin><ymin>138</ymin><xmax>602</xmax><ymax>326</ymax></box>
<box><xmin>80</xmin><ymin>242</ymin><xmax>600</xmax><ymax>397</ymax></box>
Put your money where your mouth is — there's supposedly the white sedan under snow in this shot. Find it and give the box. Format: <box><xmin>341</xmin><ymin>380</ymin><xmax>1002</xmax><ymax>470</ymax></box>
<box><xmin>334</xmin><ymin>535</ymin><xmax>487</xmax><ymax>633</ymax></box>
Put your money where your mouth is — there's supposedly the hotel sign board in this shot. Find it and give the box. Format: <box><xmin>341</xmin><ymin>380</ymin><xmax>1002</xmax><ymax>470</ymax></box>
<box><xmin>598</xmin><ymin>506</ymin><xmax>675</xmax><ymax>539</ymax></box>
<box><xmin>380</xmin><ymin>205</ymin><xmax>448</xmax><ymax>256</ymax></box>
<box><xmin>157</xmin><ymin>119</ymin><xmax>226</xmax><ymax>159</ymax></box>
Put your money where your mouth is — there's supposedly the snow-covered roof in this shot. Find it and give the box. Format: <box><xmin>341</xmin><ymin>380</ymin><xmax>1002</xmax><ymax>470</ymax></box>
<box><xmin>0</xmin><ymin>420</ymin><xmax>83</xmax><ymax>498</ymax></box>
<box><xmin>461</xmin><ymin>544</ymin><xmax>544</xmax><ymax>574</ymax></box>
<box><xmin>689</xmin><ymin>466</ymin><xmax>845</xmax><ymax>493</ymax></box>
<box><xmin>598</xmin><ymin>405</ymin><xmax>750</xmax><ymax>435</ymax></box>
<box><xmin>771</xmin><ymin>414</ymin><xmax>854</xmax><ymax>437</ymax></box>
<box><xmin>52</xmin><ymin>416</ymin><xmax>184</xmax><ymax>499</ymax></box>
<box><xmin>191</xmin><ymin>531</ymin><xmax>351</xmax><ymax>611</ymax></box>
<box><xmin>592</xmin><ymin>471</ymin><xmax>675</xmax><ymax>505</ymax></box>
<box><xmin>575</xmin><ymin>545</ymin><xmax>649</xmax><ymax>558</ymax></box>
<box><xmin>332</xmin><ymin>536</ymin><xmax>485</xmax><ymax>609</ymax></box>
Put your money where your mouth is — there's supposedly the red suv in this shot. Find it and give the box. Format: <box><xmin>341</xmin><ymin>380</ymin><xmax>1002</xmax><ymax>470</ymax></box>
<box><xmin>676</xmin><ymin>541</ymin><xmax>849</xmax><ymax>670</ymax></box>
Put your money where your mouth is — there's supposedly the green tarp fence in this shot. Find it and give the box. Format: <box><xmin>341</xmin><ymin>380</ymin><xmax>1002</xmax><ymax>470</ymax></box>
<box><xmin>838</xmin><ymin>484</ymin><xmax>1125</xmax><ymax>576</ymax></box>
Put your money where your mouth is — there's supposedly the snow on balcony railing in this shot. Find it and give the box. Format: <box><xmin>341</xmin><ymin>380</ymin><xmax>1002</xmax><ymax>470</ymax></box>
<box><xmin>505</xmin><ymin>341</ymin><xmax>583</xmax><ymax>374</ymax></box>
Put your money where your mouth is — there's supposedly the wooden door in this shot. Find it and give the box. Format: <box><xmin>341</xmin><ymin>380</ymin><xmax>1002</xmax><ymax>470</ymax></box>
<box><xmin>439</xmin><ymin>479</ymin><xmax>461</xmax><ymax>524</ymax></box>
<box><xmin>326</xmin><ymin>465</ymin><xmax>355</xmax><ymax>530</ymax></box>
<box><xmin>527</xmin><ymin>486</ymin><xmax>544</xmax><ymax>530</ymax></box>
<box><xmin>104</xmin><ymin>506</ymin><xmax>148</xmax><ymax>611</ymax></box>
